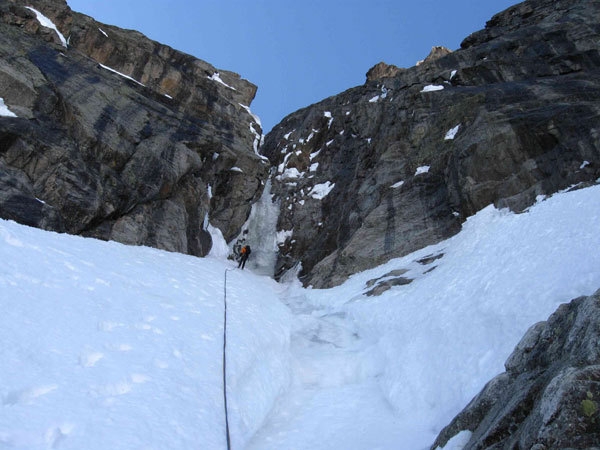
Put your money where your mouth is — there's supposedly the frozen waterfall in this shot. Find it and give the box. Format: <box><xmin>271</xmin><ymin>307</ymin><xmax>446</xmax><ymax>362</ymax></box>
<box><xmin>234</xmin><ymin>178</ymin><xmax>280</xmax><ymax>276</ymax></box>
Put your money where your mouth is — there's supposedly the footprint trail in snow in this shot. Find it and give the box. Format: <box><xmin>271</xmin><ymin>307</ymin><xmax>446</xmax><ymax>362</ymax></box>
<box><xmin>248</xmin><ymin>291</ymin><xmax>405</xmax><ymax>450</ymax></box>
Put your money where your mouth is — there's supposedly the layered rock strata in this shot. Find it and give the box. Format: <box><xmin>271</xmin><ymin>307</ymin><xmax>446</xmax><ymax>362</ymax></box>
<box><xmin>0</xmin><ymin>0</ymin><xmax>267</xmax><ymax>255</ymax></box>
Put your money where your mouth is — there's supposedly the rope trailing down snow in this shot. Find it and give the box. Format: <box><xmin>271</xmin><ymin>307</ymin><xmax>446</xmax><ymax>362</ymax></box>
<box><xmin>223</xmin><ymin>269</ymin><xmax>233</xmax><ymax>450</ymax></box>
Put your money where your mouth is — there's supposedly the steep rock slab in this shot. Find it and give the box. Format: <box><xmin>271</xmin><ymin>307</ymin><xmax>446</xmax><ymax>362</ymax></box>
<box><xmin>432</xmin><ymin>289</ymin><xmax>600</xmax><ymax>449</ymax></box>
<box><xmin>0</xmin><ymin>0</ymin><xmax>267</xmax><ymax>255</ymax></box>
<box><xmin>262</xmin><ymin>0</ymin><xmax>600</xmax><ymax>288</ymax></box>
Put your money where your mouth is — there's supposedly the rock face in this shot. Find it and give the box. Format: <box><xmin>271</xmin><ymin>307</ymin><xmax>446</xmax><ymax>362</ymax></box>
<box><xmin>366</xmin><ymin>62</ymin><xmax>403</xmax><ymax>82</ymax></box>
<box><xmin>2</xmin><ymin>0</ymin><xmax>600</xmax><ymax>285</ymax></box>
<box><xmin>0</xmin><ymin>0</ymin><xmax>267</xmax><ymax>255</ymax></box>
<box><xmin>2</xmin><ymin>1</ymin><xmax>600</xmax><ymax>447</ymax></box>
<box><xmin>262</xmin><ymin>0</ymin><xmax>600</xmax><ymax>288</ymax></box>
<box><xmin>431</xmin><ymin>289</ymin><xmax>600</xmax><ymax>449</ymax></box>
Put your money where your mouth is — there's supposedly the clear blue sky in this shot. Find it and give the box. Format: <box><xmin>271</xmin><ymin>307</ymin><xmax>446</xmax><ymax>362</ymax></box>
<box><xmin>67</xmin><ymin>0</ymin><xmax>519</xmax><ymax>132</ymax></box>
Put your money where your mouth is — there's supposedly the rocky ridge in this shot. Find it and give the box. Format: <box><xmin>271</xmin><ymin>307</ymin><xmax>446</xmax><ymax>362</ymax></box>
<box><xmin>0</xmin><ymin>0</ymin><xmax>267</xmax><ymax>255</ymax></box>
<box><xmin>262</xmin><ymin>0</ymin><xmax>600</xmax><ymax>288</ymax></box>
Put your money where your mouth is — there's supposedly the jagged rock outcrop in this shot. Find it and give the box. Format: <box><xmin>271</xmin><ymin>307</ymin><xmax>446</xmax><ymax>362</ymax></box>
<box><xmin>366</xmin><ymin>62</ymin><xmax>403</xmax><ymax>82</ymax></box>
<box><xmin>262</xmin><ymin>0</ymin><xmax>600</xmax><ymax>288</ymax></box>
<box><xmin>366</xmin><ymin>47</ymin><xmax>452</xmax><ymax>82</ymax></box>
<box><xmin>432</xmin><ymin>289</ymin><xmax>600</xmax><ymax>449</ymax></box>
<box><xmin>417</xmin><ymin>46</ymin><xmax>453</xmax><ymax>67</ymax></box>
<box><xmin>0</xmin><ymin>0</ymin><xmax>267</xmax><ymax>255</ymax></box>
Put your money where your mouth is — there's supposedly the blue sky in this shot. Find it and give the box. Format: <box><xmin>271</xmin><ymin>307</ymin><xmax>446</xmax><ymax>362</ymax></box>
<box><xmin>66</xmin><ymin>0</ymin><xmax>519</xmax><ymax>132</ymax></box>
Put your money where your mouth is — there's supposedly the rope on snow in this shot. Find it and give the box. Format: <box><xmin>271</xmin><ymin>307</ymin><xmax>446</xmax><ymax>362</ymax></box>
<box><xmin>223</xmin><ymin>268</ymin><xmax>234</xmax><ymax>450</ymax></box>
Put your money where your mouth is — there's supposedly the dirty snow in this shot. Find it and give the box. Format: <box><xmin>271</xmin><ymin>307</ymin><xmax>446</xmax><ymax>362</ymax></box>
<box><xmin>25</xmin><ymin>7</ymin><xmax>67</xmax><ymax>47</ymax></box>
<box><xmin>208</xmin><ymin>72</ymin><xmax>236</xmax><ymax>90</ymax></box>
<box><xmin>415</xmin><ymin>165</ymin><xmax>430</xmax><ymax>175</ymax></box>
<box><xmin>421</xmin><ymin>85</ymin><xmax>445</xmax><ymax>92</ymax></box>
<box><xmin>99</xmin><ymin>64</ymin><xmax>145</xmax><ymax>86</ymax></box>
<box><xmin>308</xmin><ymin>181</ymin><xmax>335</xmax><ymax>200</ymax></box>
<box><xmin>445</xmin><ymin>124</ymin><xmax>461</xmax><ymax>140</ymax></box>
<box><xmin>0</xmin><ymin>97</ymin><xmax>17</xmax><ymax>117</ymax></box>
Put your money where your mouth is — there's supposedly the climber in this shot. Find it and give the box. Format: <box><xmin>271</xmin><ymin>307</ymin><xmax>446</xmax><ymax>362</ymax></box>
<box><xmin>232</xmin><ymin>238</ymin><xmax>245</xmax><ymax>261</ymax></box>
<box><xmin>238</xmin><ymin>244</ymin><xmax>251</xmax><ymax>269</ymax></box>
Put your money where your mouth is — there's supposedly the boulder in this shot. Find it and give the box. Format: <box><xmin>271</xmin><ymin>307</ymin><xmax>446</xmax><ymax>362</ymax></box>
<box><xmin>431</xmin><ymin>289</ymin><xmax>600</xmax><ymax>449</ymax></box>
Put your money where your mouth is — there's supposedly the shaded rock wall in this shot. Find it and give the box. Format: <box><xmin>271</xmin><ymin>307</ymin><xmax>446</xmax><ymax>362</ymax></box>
<box><xmin>0</xmin><ymin>0</ymin><xmax>267</xmax><ymax>255</ymax></box>
<box><xmin>3</xmin><ymin>0</ymin><xmax>600</xmax><ymax>282</ymax></box>
<box><xmin>432</xmin><ymin>289</ymin><xmax>600</xmax><ymax>449</ymax></box>
<box><xmin>262</xmin><ymin>0</ymin><xmax>600</xmax><ymax>288</ymax></box>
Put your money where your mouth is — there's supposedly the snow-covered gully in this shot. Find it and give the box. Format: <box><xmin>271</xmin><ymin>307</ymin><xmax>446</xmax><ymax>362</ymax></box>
<box><xmin>1</xmin><ymin>185</ymin><xmax>599</xmax><ymax>449</ymax></box>
<box><xmin>248</xmin><ymin>290</ymin><xmax>404</xmax><ymax>449</ymax></box>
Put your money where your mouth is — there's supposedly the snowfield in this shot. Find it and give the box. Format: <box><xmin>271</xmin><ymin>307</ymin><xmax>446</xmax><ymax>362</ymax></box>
<box><xmin>1</xmin><ymin>184</ymin><xmax>600</xmax><ymax>449</ymax></box>
<box><xmin>0</xmin><ymin>227</ymin><xmax>290</xmax><ymax>449</ymax></box>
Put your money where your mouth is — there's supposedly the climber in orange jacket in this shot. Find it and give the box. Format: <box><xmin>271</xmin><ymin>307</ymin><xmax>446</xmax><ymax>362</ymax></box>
<box><xmin>238</xmin><ymin>245</ymin><xmax>251</xmax><ymax>269</ymax></box>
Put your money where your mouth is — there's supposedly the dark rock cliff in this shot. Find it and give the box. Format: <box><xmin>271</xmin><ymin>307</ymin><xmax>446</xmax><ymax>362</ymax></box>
<box><xmin>262</xmin><ymin>0</ymin><xmax>600</xmax><ymax>288</ymax></box>
<box><xmin>0</xmin><ymin>0</ymin><xmax>267</xmax><ymax>255</ymax></box>
<box><xmin>432</xmin><ymin>289</ymin><xmax>600</xmax><ymax>449</ymax></box>
<box><xmin>2</xmin><ymin>0</ymin><xmax>600</xmax><ymax>285</ymax></box>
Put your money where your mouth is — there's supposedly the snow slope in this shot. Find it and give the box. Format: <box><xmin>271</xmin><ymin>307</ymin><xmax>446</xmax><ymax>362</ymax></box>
<box><xmin>0</xmin><ymin>225</ymin><xmax>291</xmax><ymax>449</ymax></box>
<box><xmin>248</xmin><ymin>184</ymin><xmax>600</xmax><ymax>449</ymax></box>
<box><xmin>1</xmin><ymin>184</ymin><xmax>600</xmax><ymax>449</ymax></box>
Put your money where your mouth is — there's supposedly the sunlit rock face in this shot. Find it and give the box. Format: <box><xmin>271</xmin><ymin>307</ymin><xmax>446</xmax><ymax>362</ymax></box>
<box><xmin>262</xmin><ymin>0</ymin><xmax>600</xmax><ymax>288</ymax></box>
<box><xmin>0</xmin><ymin>0</ymin><xmax>267</xmax><ymax>255</ymax></box>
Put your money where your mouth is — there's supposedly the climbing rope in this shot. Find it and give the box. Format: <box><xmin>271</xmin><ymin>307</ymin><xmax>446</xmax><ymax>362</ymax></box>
<box><xmin>223</xmin><ymin>268</ymin><xmax>233</xmax><ymax>450</ymax></box>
